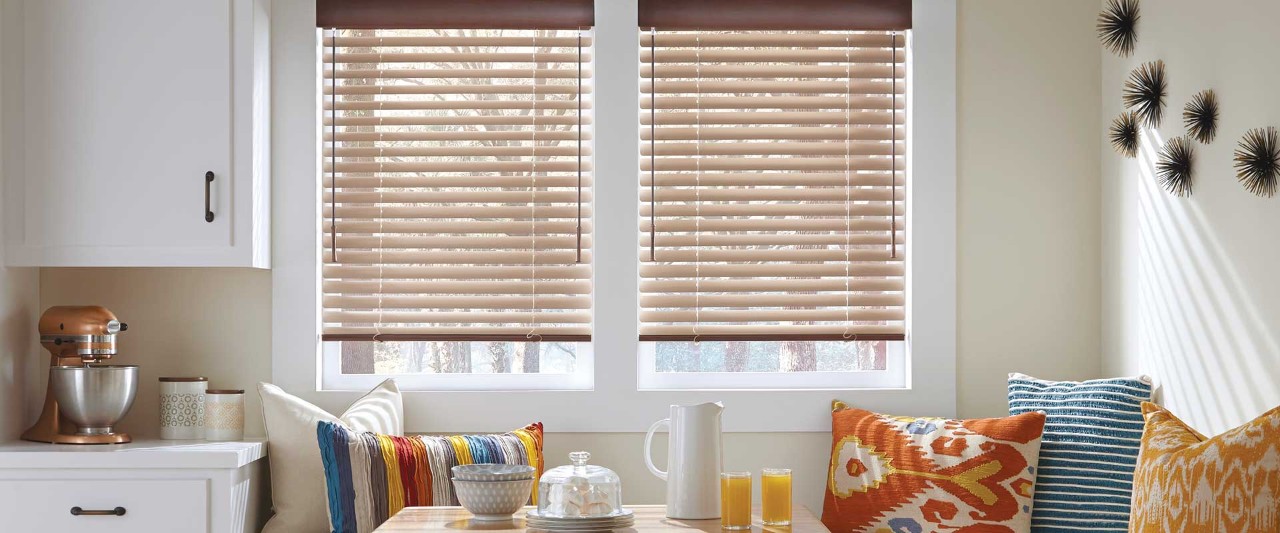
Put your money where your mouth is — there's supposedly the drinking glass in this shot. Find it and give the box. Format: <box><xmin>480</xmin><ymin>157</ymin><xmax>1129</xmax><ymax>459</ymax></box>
<box><xmin>761</xmin><ymin>468</ymin><xmax>792</xmax><ymax>526</ymax></box>
<box><xmin>720</xmin><ymin>471</ymin><xmax>752</xmax><ymax>530</ymax></box>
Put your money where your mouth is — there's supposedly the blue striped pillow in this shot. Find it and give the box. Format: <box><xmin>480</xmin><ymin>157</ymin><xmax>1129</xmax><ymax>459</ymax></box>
<box><xmin>1007</xmin><ymin>373</ymin><xmax>1153</xmax><ymax>533</ymax></box>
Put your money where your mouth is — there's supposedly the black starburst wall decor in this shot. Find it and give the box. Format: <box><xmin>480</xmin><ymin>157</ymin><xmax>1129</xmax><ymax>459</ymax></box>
<box><xmin>1157</xmin><ymin>136</ymin><xmax>1195</xmax><ymax>197</ymax></box>
<box><xmin>1123</xmin><ymin>60</ymin><xmax>1167</xmax><ymax>128</ymax></box>
<box><xmin>1110</xmin><ymin>111</ymin><xmax>1140</xmax><ymax>158</ymax></box>
<box><xmin>1234</xmin><ymin>127</ymin><xmax>1280</xmax><ymax>198</ymax></box>
<box><xmin>1098</xmin><ymin>0</ymin><xmax>1139</xmax><ymax>56</ymax></box>
<box><xmin>1183</xmin><ymin>89</ymin><xmax>1219</xmax><ymax>144</ymax></box>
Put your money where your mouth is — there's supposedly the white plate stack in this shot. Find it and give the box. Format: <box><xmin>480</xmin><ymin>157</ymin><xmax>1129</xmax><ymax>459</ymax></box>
<box><xmin>525</xmin><ymin>508</ymin><xmax>635</xmax><ymax>531</ymax></box>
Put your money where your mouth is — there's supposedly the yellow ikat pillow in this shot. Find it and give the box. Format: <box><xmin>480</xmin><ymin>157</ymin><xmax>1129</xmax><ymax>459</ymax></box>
<box><xmin>1130</xmin><ymin>402</ymin><xmax>1280</xmax><ymax>532</ymax></box>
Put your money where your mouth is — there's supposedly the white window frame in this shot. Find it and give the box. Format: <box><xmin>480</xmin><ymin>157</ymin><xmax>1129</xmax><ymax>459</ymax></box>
<box><xmin>271</xmin><ymin>0</ymin><xmax>956</xmax><ymax>432</ymax></box>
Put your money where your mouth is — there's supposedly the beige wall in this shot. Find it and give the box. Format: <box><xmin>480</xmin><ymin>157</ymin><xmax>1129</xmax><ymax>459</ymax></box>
<box><xmin>1100</xmin><ymin>0</ymin><xmax>1280</xmax><ymax>435</ymax></box>
<box><xmin>34</xmin><ymin>268</ymin><xmax>273</xmax><ymax>439</ymax></box>
<box><xmin>22</xmin><ymin>0</ymin><xmax>1105</xmax><ymax>515</ymax></box>
<box><xmin>956</xmin><ymin>0</ymin><xmax>1102</xmax><ymax>416</ymax></box>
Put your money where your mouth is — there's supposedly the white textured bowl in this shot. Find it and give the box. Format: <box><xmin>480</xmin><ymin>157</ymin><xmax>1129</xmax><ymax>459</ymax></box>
<box><xmin>453</xmin><ymin>478</ymin><xmax>535</xmax><ymax>521</ymax></box>
<box><xmin>452</xmin><ymin>463</ymin><xmax>536</xmax><ymax>482</ymax></box>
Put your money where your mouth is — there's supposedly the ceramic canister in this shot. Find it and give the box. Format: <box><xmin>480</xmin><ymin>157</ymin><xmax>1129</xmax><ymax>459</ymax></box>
<box><xmin>159</xmin><ymin>377</ymin><xmax>207</xmax><ymax>439</ymax></box>
<box><xmin>204</xmin><ymin>389</ymin><xmax>245</xmax><ymax>441</ymax></box>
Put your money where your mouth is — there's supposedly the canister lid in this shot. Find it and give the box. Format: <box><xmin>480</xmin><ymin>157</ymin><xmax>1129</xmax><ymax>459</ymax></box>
<box><xmin>159</xmin><ymin>376</ymin><xmax>208</xmax><ymax>382</ymax></box>
<box><xmin>206</xmin><ymin>389</ymin><xmax>245</xmax><ymax>394</ymax></box>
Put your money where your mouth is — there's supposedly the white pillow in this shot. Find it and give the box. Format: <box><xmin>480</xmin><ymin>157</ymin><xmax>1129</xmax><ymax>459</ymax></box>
<box><xmin>259</xmin><ymin>379</ymin><xmax>403</xmax><ymax>533</ymax></box>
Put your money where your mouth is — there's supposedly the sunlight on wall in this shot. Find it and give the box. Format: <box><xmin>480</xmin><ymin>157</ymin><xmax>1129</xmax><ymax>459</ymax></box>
<box><xmin>1135</xmin><ymin>129</ymin><xmax>1280</xmax><ymax>434</ymax></box>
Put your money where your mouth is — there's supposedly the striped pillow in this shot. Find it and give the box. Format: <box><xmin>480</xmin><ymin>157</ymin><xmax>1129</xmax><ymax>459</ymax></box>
<box><xmin>316</xmin><ymin>421</ymin><xmax>544</xmax><ymax>533</ymax></box>
<box><xmin>1007</xmin><ymin>373</ymin><xmax>1153</xmax><ymax>533</ymax></box>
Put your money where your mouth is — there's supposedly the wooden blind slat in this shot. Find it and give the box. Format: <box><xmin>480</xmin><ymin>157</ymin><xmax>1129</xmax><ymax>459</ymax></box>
<box><xmin>640</xmin><ymin>29</ymin><xmax>906</xmax><ymax>341</ymax></box>
<box><xmin>322</xmin><ymin>28</ymin><xmax>593</xmax><ymax>341</ymax></box>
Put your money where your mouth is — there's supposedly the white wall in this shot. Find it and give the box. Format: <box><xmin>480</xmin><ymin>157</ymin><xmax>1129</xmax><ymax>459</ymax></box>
<box><xmin>956</xmin><ymin>0</ymin><xmax>1103</xmax><ymax>417</ymax></box>
<box><xmin>0</xmin><ymin>3</ymin><xmax>42</xmax><ymax>442</ymax></box>
<box><xmin>16</xmin><ymin>0</ymin><xmax>1105</xmax><ymax>515</ymax></box>
<box><xmin>1101</xmin><ymin>0</ymin><xmax>1280</xmax><ymax>435</ymax></box>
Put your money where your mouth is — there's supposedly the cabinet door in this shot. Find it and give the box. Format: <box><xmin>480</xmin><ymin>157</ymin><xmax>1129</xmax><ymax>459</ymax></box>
<box><xmin>21</xmin><ymin>0</ymin><xmax>233</xmax><ymax>253</ymax></box>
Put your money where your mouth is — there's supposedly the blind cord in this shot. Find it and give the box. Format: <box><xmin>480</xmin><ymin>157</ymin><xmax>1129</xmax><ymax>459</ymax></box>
<box><xmin>528</xmin><ymin>32</ymin><xmax>540</xmax><ymax>342</ymax></box>
<box><xmin>576</xmin><ymin>28</ymin><xmax>583</xmax><ymax>264</ymax></box>
<box><xmin>373</xmin><ymin>30</ymin><xmax>384</xmax><ymax>344</ymax></box>
<box><xmin>330</xmin><ymin>29</ymin><xmax>338</xmax><ymax>264</ymax></box>
<box><xmin>649</xmin><ymin>28</ymin><xmax>657</xmax><ymax>262</ymax></box>
<box><xmin>692</xmin><ymin>33</ymin><xmax>701</xmax><ymax>344</ymax></box>
<box><xmin>843</xmin><ymin>34</ymin><xmax>853</xmax><ymax>340</ymax></box>
<box><xmin>891</xmin><ymin>32</ymin><xmax>898</xmax><ymax>260</ymax></box>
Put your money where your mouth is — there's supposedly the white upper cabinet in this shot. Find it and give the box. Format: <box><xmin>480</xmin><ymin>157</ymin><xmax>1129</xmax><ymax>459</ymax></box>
<box><xmin>3</xmin><ymin>0</ymin><xmax>270</xmax><ymax>267</ymax></box>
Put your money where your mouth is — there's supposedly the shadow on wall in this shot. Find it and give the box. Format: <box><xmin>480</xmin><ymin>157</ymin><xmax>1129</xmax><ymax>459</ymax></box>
<box><xmin>1136</xmin><ymin>129</ymin><xmax>1280</xmax><ymax>435</ymax></box>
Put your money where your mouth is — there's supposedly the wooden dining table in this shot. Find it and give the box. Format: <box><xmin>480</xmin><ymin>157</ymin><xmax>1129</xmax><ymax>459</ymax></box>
<box><xmin>376</xmin><ymin>504</ymin><xmax>831</xmax><ymax>533</ymax></box>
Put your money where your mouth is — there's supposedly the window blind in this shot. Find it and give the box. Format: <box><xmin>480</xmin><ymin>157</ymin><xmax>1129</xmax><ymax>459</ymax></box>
<box><xmin>638</xmin><ymin>29</ymin><xmax>906</xmax><ymax>342</ymax></box>
<box><xmin>321</xmin><ymin>27</ymin><xmax>593</xmax><ymax>342</ymax></box>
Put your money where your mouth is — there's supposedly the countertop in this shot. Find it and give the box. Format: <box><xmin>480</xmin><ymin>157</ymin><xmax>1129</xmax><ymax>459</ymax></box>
<box><xmin>0</xmin><ymin>438</ymin><xmax>266</xmax><ymax>469</ymax></box>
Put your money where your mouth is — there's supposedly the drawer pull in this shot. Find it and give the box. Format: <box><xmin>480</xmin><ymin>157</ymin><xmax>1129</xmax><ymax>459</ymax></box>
<box><xmin>204</xmin><ymin>171</ymin><xmax>216</xmax><ymax>223</ymax></box>
<box><xmin>70</xmin><ymin>506</ymin><xmax>126</xmax><ymax>517</ymax></box>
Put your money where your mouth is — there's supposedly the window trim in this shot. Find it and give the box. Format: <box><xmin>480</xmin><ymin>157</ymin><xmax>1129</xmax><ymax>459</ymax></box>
<box><xmin>271</xmin><ymin>0</ymin><xmax>956</xmax><ymax>433</ymax></box>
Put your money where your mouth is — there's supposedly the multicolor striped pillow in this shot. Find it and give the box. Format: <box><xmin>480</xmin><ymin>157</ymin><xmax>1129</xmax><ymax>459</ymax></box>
<box><xmin>1008</xmin><ymin>373</ymin><xmax>1153</xmax><ymax>533</ymax></box>
<box><xmin>316</xmin><ymin>420</ymin><xmax>544</xmax><ymax>533</ymax></box>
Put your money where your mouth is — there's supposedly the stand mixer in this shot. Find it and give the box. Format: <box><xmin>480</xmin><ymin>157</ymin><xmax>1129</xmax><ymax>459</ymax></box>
<box><xmin>21</xmin><ymin>306</ymin><xmax>138</xmax><ymax>444</ymax></box>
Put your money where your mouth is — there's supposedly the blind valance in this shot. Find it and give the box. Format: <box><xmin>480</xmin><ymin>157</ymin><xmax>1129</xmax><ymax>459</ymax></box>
<box><xmin>639</xmin><ymin>30</ymin><xmax>906</xmax><ymax>342</ymax></box>
<box><xmin>322</xmin><ymin>28</ymin><xmax>593</xmax><ymax>342</ymax></box>
<box><xmin>317</xmin><ymin>0</ymin><xmax>594</xmax><ymax>30</ymax></box>
<box><xmin>638</xmin><ymin>0</ymin><xmax>911</xmax><ymax>31</ymax></box>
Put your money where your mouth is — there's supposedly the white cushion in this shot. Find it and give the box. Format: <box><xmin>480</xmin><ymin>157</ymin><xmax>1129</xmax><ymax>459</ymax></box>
<box><xmin>258</xmin><ymin>379</ymin><xmax>403</xmax><ymax>533</ymax></box>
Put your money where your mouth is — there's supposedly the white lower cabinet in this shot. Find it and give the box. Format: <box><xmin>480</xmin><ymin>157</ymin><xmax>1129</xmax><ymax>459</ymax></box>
<box><xmin>0</xmin><ymin>479</ymin><xmax>209</xmax><ymax>532</ymax></box>
<box><xmin>0</xmin><ymin>440</ymin><xmax>268</xmax><ymax>533</ymax></box>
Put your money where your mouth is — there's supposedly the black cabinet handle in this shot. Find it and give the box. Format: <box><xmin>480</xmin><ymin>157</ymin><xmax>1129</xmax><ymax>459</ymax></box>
<box><xmin>70</xmin><ymin>506</ymin><xmax>126</xmax><ymax>517</ymax></box>
<box><xmin>204</xmin><ymin>171</ymin><xmax>216</xmax><ymax>223</ymax></box>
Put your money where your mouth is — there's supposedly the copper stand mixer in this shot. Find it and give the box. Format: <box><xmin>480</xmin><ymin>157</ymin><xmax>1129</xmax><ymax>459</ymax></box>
<box><xmin>21</xmin><ymin>306</ymin><xmax>138</xmax><ymax>444</ymax></box>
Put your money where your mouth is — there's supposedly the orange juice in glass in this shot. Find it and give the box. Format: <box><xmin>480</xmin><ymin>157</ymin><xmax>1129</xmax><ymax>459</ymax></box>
<box><xmin>720</xmin><ymin>471</ymin><xmax>752</xmax><ymax>530</ymax></box>
<box><xmin>761</xmin><ymin>468</ymin><xmax>792</xmax><ymax>526</ymax></box>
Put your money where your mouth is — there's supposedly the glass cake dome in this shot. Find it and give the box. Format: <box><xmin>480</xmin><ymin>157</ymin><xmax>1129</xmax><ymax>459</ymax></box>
<box><xmin>537</xmin><ymin>451</ymin><xmax>624</xmax><ymax>518</ymax></box>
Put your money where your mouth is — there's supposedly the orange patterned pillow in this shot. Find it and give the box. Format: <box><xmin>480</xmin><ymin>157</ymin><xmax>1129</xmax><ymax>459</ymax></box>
<box><xmin>1131</xmin><ymin>402</ymin><xmax>1280</xmax><ymax>532</ymax></box>
<box><xmin>822</xmin><ymin>401</ymin><xmax>1046</xmax><ymax>533</ymax></box>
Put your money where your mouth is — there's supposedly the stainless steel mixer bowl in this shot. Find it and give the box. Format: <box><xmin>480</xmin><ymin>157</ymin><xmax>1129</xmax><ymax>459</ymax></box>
<box><xmin>51</xmin><ymin>365</ymin><xmax>139</xmax><ymax>435</ymax></box>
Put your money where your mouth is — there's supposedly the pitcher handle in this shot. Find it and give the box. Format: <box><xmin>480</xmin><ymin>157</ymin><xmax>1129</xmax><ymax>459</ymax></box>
<box><xmin>644</xmin><ymin>418</ymin><xmax>670</xmax><ymax>480</ymax></box>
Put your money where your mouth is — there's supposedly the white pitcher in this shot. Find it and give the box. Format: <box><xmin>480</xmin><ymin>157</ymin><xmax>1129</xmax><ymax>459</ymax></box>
<box><xmin>644</xmin><ymin>401</ymin><xmax>724</xmax><ymax>519</ymax></box>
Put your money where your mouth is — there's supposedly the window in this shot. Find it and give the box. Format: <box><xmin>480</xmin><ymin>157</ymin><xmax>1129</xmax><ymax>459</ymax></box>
<box><xmin>638</xmin><ymin>1</ymin><xmax>910</xmax><ymax>387</ymax></box>
<box><xmin>277</xmin><ymin>0</ymin><xmax>954</xmax><ymax>428</ymax></box>
<box><xmin>318</xmin><ymin>1</ymin><xmax>594</xmax><ymax>389</ymax></box>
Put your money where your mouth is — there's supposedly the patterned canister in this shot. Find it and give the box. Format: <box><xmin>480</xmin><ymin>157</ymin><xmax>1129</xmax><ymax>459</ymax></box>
<box><xmin>204</xmin><ymin>389</ymin><xmax>245</xmax><ymax>441</ymax></box>
<box><xmin>159</xmin><ymin>377</ymin><xmax>207</xmax><ymax>439</ymax></box>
